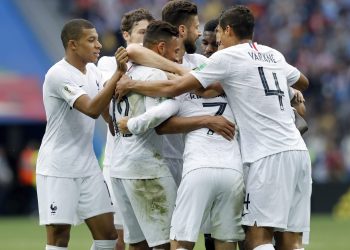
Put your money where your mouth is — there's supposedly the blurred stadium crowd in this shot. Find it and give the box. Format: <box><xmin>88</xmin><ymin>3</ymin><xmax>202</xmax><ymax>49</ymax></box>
<box><xmin>1</xmin><ymin>0</ymin><xmax>350</xmax><ymax>215</ymax></box>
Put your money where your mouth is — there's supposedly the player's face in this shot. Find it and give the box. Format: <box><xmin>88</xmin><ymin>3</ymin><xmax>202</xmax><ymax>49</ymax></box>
<box><xmin>162</xmin><ymin>37</ymin><xmax>180</xmax><ymax>62</ymax></box>
<box><xmin>184</xmin><ymin>15</ymin><xmax>201</xmax><ymax>54</ymax></box>
<box><xmin>201</xmin><ymin>31</ymin><xmax>218</xmax><ymax>57</ymax></box>
<box><xmin>216</xmin><ymin>25</ymin><xmax>229</xmax><ymax>49</ymax></box>
<box><xmin>215</xmin><ymin>25</ymin><xmax>224</xmax><ymax>51</ymax></box>
<box><xmin>74</xmin><ymin>28</ymin><xmax>102</xmax><ymax>63</ymax></box>
<box><xmin>128</xmin><ymin>19</ymin><xmax>150</xmax><ymax>44</ymax></box>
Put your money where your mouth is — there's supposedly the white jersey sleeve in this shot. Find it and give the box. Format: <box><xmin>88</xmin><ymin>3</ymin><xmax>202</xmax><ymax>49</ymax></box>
<box><xmin>282</xmin><ymin>56</ymin><xmax>301</xmax><ymax>86</ymax></box>
<box><xmin>127</xmin><ymin>99</ymin><xmax>179</xmax><ymax>135</ymax></box>
<box><xmin>48</xmin><ymin>69</ymin><xmax>86</xmax><ymax>108</ymax></box>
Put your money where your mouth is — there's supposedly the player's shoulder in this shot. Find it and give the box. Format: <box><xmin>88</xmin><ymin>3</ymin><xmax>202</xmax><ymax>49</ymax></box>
<box><xmin>46</xmin><ymin>59</ymin><xmax>71</xmax><ymax>81</ymax></box>
<box><xmin>131</xmin><ymin>64</ymin><xmax>167</xmax><ymax>79</ymax></box>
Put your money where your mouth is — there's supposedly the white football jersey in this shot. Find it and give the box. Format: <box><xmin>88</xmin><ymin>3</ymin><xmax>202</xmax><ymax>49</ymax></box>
<box><xmin>177</xmin><ymin>92</ymin><xmax>242</xmax><ymax>177</ymax></box>
<box><xmin>162</xmin><ymin>53</ymin><xmax>208</xmax><ymax>160</ymax></box>
<box><xmin>110</xmin><ymin>64</ymin><xmax>172</xmax><ymax>179</ymax></box>
<box><xmin>36</xmin><ymin>59</ymin><xmax>102</xmax><ymax>177</ymax></box>
<box><xmin>191</xmin><ymin>42</ymin><xmax>307</xmax><ymax>164</ymax></box>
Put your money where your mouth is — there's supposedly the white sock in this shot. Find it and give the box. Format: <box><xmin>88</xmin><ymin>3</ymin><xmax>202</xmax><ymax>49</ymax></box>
<box><xmin>45</xmin><ymin>245</ymin><xmax>67</xmax><ymax>250</ymax></box>
<box><xmin>90</xmin><ymin>240</ymin><xmax>117</xmax><ymax>250</ymax></box>
<box><xmin>253</xmin><ymin>244</ymin><xmax>275</xmax><ymax>250</ymax></box>
<box><xmin>294</xmin><ymin>248</ymin><xmax>304</xmax><ymax>250</ymax></box>
<box><xmin>176</xmin><ymin>248</ymin><xmax>189</xmax><ymax>250</ymax></box>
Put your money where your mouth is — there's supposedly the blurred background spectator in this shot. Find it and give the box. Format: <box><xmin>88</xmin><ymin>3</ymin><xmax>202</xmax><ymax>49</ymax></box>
<box><xmin>0</xmin><ymin>0</ymin><xmax>349</xmax><ymax>215</ymax></box>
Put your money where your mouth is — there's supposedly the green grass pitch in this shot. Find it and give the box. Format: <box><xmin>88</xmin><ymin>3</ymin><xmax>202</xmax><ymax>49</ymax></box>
<box><xmin>0</xmin><ymin>215</ymin><xmax>349</xmax><ymax>249</ymax></box>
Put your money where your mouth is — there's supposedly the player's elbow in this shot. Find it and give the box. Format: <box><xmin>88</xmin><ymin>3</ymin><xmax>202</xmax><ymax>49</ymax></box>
<box><xmin>293</xmin><ymin>74</ymin><xmax>309</xmax><ymax>92</ymax></box>
<box><xmin>126</xmin><ymin>43</ymin><xmax>141</xmax><ymax>61</ymax></box>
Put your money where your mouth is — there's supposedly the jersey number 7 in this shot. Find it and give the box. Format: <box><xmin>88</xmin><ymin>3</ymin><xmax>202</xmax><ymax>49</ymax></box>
<box><xmin>202</xmin><ymin>102</ymin><xmax>227</xmax><ymax>135</ymax></box>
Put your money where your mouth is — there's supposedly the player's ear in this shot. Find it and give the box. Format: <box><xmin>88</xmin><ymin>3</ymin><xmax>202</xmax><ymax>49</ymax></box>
<box><xmin>178</xmin><ymin>24</ymin><xmax>186</xmax><ymax>38</ymax></box>
<box><xmin>68</xmin><ymin>40</ymin><xmax>78</xmax><ymax>50</ymax></box>
<box><xmin>157</xmin><ymin>41</ymin><xmax>166</xmax><ymax>56</ymax></box>
<box><xmin>122</xmin><ymin>31</ymin><xmax>129</xmax><ymax>42</ymax></box>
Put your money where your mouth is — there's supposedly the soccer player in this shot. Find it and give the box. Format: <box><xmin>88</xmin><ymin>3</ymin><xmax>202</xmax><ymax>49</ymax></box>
<box><xmin>98</xmin><ymin>8</ymin><xmax>154</xmax><ymax>250</ymax></box>
<box><xmin>115</xmin><ymin>5</ymin><xmax>311</xmax><ymax>250</ymax></box>
<box><xmin>35</xmin><ymin>19</ymin><xmax>127</xmax><ymax>250</ymax></box>
<box><xmin>109</xmin><ymin>20</ymin><xmax>180</xmax><ymax>250</ymax></box>
<box><xmin>201</xmin><ymin>18</ymin><xmax>219</xmax><ymax>58</ymax></box>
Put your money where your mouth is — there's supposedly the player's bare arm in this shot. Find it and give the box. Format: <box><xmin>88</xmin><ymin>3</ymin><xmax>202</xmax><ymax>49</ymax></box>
<box><xmin>115</xmin><ymin>73</ymin><xmax>201</xmax><ymax>101</ymax></box>
<box><xmin>291</xmin><ymin>72</ymin><xmax>309</xmax><ymax>92</ymax></box>
<box><xmin>126</xmin><ymin>43</ymin><xmax>188</xmax><ymax>75</ymax></box>
<box><xmin>291</xmin><ymin>89</ymin><xmax>306</xmax><ymax>117</ymax></box>
<box><xmin>155</xmin><ymin>115</ymin><xmax>235</xmax><ymax>141</ymax></box>
<box><xmin>74</xmin><ymin>47</ymin><xmax>128</xmax><ymax>118</ymax></box>
<box><xmin>194</xmin><ymin>82</ymin><xmax>224</xmax><ymax>98</ymax></box>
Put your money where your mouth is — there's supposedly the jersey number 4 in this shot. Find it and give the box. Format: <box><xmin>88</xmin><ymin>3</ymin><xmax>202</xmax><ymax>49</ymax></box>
<box><xmin>202</xmin><ymin>102</ymin><xmax>227</xmax><ymax>135</ymax></box>
<box><xmin>258</xmin><ymin>67</ymin><xmax>285</xmax><ymax>110</ymax></box>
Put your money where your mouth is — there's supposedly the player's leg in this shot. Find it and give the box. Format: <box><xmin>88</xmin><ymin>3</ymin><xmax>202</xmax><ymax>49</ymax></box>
<box><xmin>103</xmin><ymin>165</ymin><xmax>126</xmax><ymax>250</ymax></box>
<box><xmin>110</xmin><ymin>178</ymin><xmax>150</xmax><ymax>250</ymax></box>
<box><xmin>204</xmin><ymin>234</ymin><xmax>215</xmax><ymax>250</ymax></box>
<box><xmin>274</xmin><ymin>151</ymin><xmax>311</xmax><ymax>250</ymax></box>
<box><xmin>171</xmin><ymin>240</ymin><xmax>195</xmax><ymax>250</ymax></box>
<box><xmin>244</xmin><ymin>225</ymin><xmax>274</xmax><ymax>250</ymax></box>
<box><xmin>210</xmin><ymin>169</ymin><xmax>245</xmax><ymax>250</ymax></box>
<box><xmin>170</xmin><ymin>169</ymin><xmax>219</xmax><ymax>250</ymax></box>
<box><xmin>124</xmin><ymin>177</ymin><xmax>177</xmax><ymax>249</ymax></box>
<box><xmin>274</xmin><ymin>232</ymin><xmax>302</xmax><ymax>250</ymax></box>
<box><xmin>79</xmin><ymin>173</ymin><xmax>117</xmax><ymax>249</ymax></box>
<box><xmin>37</xmin><ymin>175</ymin><xmax>81</xmax><ymax>249</ymax></box>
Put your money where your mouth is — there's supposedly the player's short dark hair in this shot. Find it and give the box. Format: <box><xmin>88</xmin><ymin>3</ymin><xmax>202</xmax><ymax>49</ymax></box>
<box><xmin>161</xmin><ymin>0</ymin><xmax>198</xmax><ymax>27</ymax></box>
<box><xmin>219</xmin><ymin>5</ymin><xmax>254</xmax><ymax>39</ymax></box>
<box><xmin>204</xmin><ymin>19</ymin><xmax>219</xmax><ymax>33</ymax></box>
<box><xmin>143</xmin><ymin>20</ymin><xmax>179</xmax><ymax>49</ymax></box>
<box><xmin>120</xmin><ymin>8</ymin><xmax>154</xmax><ymax>33</ymax></box>
<box><xmin>61</xmin><ymin>19</ymin><xmax>95</xmax><ymax>49</ymax></box>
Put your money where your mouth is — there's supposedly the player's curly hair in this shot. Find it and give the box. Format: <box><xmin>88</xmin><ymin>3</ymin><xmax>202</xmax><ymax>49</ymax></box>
<box><xmin>219</xmin><ymin>5</ymin><xmax>255</xmax><ymax>39</ymax></box>
<box><xmin>120</xmin><ymin>8</ymin><xmax>154</xmax><ymax>33</ymax></box>
<box><xmin>61</xmin><ymin>19</ymin><xmax>95</xmax><ymax>49</ymax></box>
<box><xmin>143</xmin><ymin>20</ymin><xmax>179</xmax><ymax>48</ymax></box>
<box><xmin>161</xmin><ymin>0</ymin><xmax>198</xmax><ymax>27</ymax></box>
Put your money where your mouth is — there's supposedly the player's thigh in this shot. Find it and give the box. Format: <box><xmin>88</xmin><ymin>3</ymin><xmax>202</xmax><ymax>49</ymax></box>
<box><xmin>103</xmin><ymin>166</ymin><xmax>124</xmax><ymax>228</ymax></box>
<box><xmin>242</xmin><ymin>151</ymin><xmax>301</xmax><ymax>229</ymax></box>
<box><xmin>211</xmin><ymin>169</ymin><xmax>245</xmax><ymax>242</ymax></box>
<box><xmin>111</xmin><ymin>177</ymin><xmax>146</xmax><ymax>245</ymax></box>
<box><xmin>78</xmin><ymin>173</ymin><xmax>114</xmax><ymax>222</ymax></box>
<box><xmin>170</xmin><ymin>169</ymin><xmax>218</xmax><ymax>242</ymax></box>
<box><xmin>36</xmin><ymin>174</ymin><xmax>79</xmax><ymax>225</ymax></box>
<box><xmin>124</xmin><ymin>177</ymin><xmax>177</xmax><ymax>247</ymax></box>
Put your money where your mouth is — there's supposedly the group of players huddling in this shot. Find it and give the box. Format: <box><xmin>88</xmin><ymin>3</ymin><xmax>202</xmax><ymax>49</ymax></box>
<box><xmin>36</xmin><ymin>1</ymin><xmax>311</xmax><ymax>250</ymax></box>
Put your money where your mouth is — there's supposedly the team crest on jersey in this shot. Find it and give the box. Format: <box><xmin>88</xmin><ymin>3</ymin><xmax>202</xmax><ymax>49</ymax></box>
<box><xmin>194</xmin><ymin>63</ymin><xmax>207</xmax><ymax>72</ymax></box>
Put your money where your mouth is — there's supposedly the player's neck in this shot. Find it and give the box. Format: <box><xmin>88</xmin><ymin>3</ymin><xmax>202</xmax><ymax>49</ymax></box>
<box><xmin>64</xmin><ymin>55</ymin><xmax>87</xmax><ymax>74</ymax></box>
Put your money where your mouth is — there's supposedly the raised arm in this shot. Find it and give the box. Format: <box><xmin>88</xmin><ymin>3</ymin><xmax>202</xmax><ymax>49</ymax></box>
<box><xmin>74</xmin><ymin>47</ymin><xmax>127</xmax><ymax>118</ymax></box>
<box><xmin>115</xmin><ymin>73</ymin><xmax>201</xmax><ymax>101</ymax></box>
<box><xmin>126</xmin><ymin>43</ymin><xmax>189</xmax><ymax>75</ymax></box>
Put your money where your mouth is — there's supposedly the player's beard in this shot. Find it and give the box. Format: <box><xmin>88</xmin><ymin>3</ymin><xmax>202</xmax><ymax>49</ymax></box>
<box><xmin>184</xmin><ymin>38</ymin><xmax>197</xmax><ymax>54</ymax></box>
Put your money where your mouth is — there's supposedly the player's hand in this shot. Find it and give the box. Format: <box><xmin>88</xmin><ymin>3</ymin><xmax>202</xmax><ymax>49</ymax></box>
<box><xmin>117</xmin><ymin>117</ymin><xmax>130</xmax><ymax>134</ymax></box>
<box><xmin>165</xmin><ymin>72</ymin><xmax>180</xmax><ymax>80</ymax></box>
<box><xmin>293</xmin><ymin>89</ymin><xmax>305</xmax><ymax>103</ymax></box>
<box><xmin>115</xmin><ymin>75</ymin><xmax>133</xmax><ymax>102</ymax></box>
<box><xmin>205</xmin><ymin>116</ymin><xmax>235</xmax><ymax>141</ymax></box>
<box><xmin>115</xmin><ymin>46</ymin><xmax>128</xmax><ymax>73</ymax></box>
<box><xmin>108</xmin><ymin>119</ymin><xmax>115</xmax><ymax>136</ymax></box>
